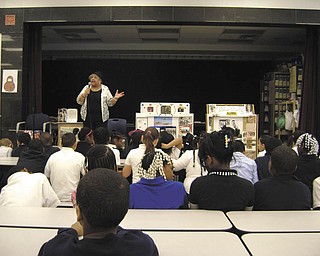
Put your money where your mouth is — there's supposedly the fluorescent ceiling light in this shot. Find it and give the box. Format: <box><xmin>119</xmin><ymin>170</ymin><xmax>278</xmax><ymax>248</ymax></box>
<box><xmin>1</xmin><ymin>35</ymin><xmax>14</xmax><ymax>42</ymax></box>
<box><xmin>3</xmin><ymin>48</ymin><xmax>23</xmax><ymax>52</ymax></box>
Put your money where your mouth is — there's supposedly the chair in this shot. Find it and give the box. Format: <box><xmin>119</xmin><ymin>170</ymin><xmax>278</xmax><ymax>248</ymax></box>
<box><xmin>16</xmin><ymin>113</ymin><xmax>54</xmax><ymax>134</ymax></box>
<box><xmin>107</xmin><ymin>118</ymin><xmax>127</xmax><ymax>136</ymax></box>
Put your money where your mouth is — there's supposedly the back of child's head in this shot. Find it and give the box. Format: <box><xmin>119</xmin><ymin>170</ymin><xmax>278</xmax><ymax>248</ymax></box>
<box><xmin>259</xmin><ymin>135</ymin><xmax>271</xmax><ymax>145</ymax></box>
<box><xmin>233</xmin><ymin>140</ymin><xmax>245</xmax><ymax>153</ymax></box>
<box><xmin>76</xmin><ymin>168</ymin><xmax>129</xmax><ymax>228</ymax></box>
<box><xmin>138</xmin><ymin>151</ymin><xmax>172</xmax><ymax>180</ymax></box>
<box><xmin>157</xmin><ymin>131</ymin><xmax>175</xmax><ymax>154</ymax></box>
<box><xmin>78</xmin><ymin>127</ymin><xmax>92</xmax><ymax>141</ymax></box>
<box><xmin>143</xmin><ymin>127</ymin><xmax>159</xmax><ymax>154</ymax></box>
<box><xmin>86</xmin><ymin>145</ymin><xmax>117</xmax><ymax>171</ymax></box>
<box><xmin>128</xmin><ymin>129</ymin><xmax>143</xmax><ymax>146</ymax></box>
<box><xmin>270</xmin><ymin>145</ymin><xmax>298</xmax><ymax>176</ymax></box>
<box><xmin>265</xmin><ymin>137</ymin><xmax>282</xmax><ymax>153</ymax></box>
<box><xmin>93</xmin><ymin>127</ymin><xmax>110</xmax><ymax>145</ymax></box>
<box><xmin>296</xmin><ymin>133</ymin><xmax>319</xmax><ymax>156</ymax></box>
<box><xmin>198</xmin><ymin>130</ymin><xmax>234</xmax><ymax>166</ymax></box>
<box><xmin>61</xmin><ymin>132</ymin><xmax>76</xmax><ymax>147</ymax></box>
<box><xmin>0</xmin><ymin>138</ymin><xmax>13</xmax><ymax>147</ymax></box>
<box><xmin>28</xmin><ymin>139</ymin><xmax>44</xmax><ymax>152</ymax></box>
<box><xmin>16</xmin><ymin>132</ymin><xmax>31</xmax><ymax>145</ymax></box>
<box><xmin>40</xmin><ymin>132</ymin><xmax>53</xmax><ymax>146</ymax></box>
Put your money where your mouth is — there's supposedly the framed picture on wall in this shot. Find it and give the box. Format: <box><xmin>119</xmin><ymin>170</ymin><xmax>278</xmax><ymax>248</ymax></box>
<box><xmin>2</xmin><ymin>69</ymin><xmax>18</xmax><ymax>93</ymax></box>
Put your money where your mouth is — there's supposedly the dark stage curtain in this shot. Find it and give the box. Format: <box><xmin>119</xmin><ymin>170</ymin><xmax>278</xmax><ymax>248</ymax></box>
<box><xmin>22</xmin><ymin>23</ymin><xmax>42</xmax><ymax>117</ymax></box>
<box><xmin>300</xmin><ymin>28</ymin><xmax>319</xmax><ymax>138</ymax></box>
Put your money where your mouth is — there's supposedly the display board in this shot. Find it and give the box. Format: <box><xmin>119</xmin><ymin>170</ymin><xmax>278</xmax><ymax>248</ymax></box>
<box><xmin>136</xmin><ymin>102</ymin><xmax>193</xmax><ymax>138</ymax></box>
<box><xmin>206</xmin><ymin>104</ymin><xmax>258</xmax><ymax>159</ymax></box>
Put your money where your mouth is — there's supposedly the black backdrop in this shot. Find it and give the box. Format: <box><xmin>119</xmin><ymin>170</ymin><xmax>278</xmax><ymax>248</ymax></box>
<box><xmin>42</xmin><ymin>59</ymin><xmax>272</xmax><ymax>126</ymax></box>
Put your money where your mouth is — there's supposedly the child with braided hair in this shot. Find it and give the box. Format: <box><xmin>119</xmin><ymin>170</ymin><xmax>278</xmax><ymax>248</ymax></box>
<box><xmin>129</xmin><ymin>150</ymin><xmax>188</xmax><ymax>209</ymax></box>
<box><xmin>295</xmin><ymin>133</ymin><xmax>320</xmax><ymax>194</ymax></box>
<box><xmin>189</xmin><ymin>130</ymin><xmax>254</xmax><ymax>212</ymax></box>
<box><xmin>122</xmin><ymin>127</ymin><xmax>169</xmax><ymax>184</ymax></box>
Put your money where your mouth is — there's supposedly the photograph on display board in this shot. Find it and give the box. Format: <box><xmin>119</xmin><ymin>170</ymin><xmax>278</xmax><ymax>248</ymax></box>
<box><xmin>154</xmin><ymin>126</ymin><xmax>176</xmax><ymax>137</ymax></box>
<box><xmin>179</xmin><ymin>116</ymin><xmax>193</xmax><ymax>136</ymax></box>
<box><xmin>154</xmin><ymin>116</ymin><xmax>173</xmax><ymax>126</ymax></box>
<box><xmin>216</xmin><ymin>118</ymin><xmax>243</xmax><ymax>139</ymax></box>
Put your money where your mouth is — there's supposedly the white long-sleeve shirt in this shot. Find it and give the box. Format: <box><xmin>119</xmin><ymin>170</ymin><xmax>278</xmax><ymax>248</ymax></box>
<box><xmin>0</xmin><ymin>172</ymin><xmax>60</xmax><ymax>207</ymax></box>
<box><xmin>44</xmin><ymin>147</ymin><xmax>85</xmax><ymax>202</ymax></box>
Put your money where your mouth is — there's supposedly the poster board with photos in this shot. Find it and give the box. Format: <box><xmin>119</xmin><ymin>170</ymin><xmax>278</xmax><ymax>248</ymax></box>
<box><xmin>206</xmin><ymin>103</ymin><xmax>258</xmax><ymax>159</ymax></box>
<box><xmin>136</xmin><ymin>102</ymin><xmax>193</xmax><ymax>138</ymax></box>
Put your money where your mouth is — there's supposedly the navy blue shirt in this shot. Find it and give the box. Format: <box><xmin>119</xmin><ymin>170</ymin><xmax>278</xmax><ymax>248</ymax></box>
<box><xmin>130</xmin><ymin>176</ymin><xmax>188</xmax><ymax>209</ymax></box>
<box><xmin>38</xmin><ymin>226</ymin><xmax>158</xmax><ymax>256</ymax></box>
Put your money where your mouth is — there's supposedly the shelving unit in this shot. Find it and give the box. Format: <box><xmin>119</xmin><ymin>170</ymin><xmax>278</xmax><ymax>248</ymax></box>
<box><xmin>259</xmin><ymin>65</ymin><xmax>302</xmax><ymax>140</ymax></box>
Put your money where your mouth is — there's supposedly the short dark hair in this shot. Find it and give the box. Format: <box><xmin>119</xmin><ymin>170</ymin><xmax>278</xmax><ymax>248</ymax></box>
<box><xmin>78</xmin><ymin>127</ymin><xmax>92</xmax><ymax>141</ymax></box>
<box><xmin>86</xmin><ymin>145</ymin><xmax>117</xmax><ymax>171</ymax></box>
<box><xmin>198</xmin><ymin>130</ymin><xmax>233</xmax><ymax>167</ymax></box>
<box><xmin>157</xmin><ymin>131</ymin><xmax>175</xmax><ymax>155</ymax></box>
<box><xmin>233</xmin><ymin>140</ymin><xmax>245</xmax><ymax>153</ymax></box>
<box><xmin>76</xmin><ymin>168</ymin><xmax>129</xmax><ymax>228</ymax></box>
<box><xmin>16</xmin><ymin>132</ymin><xmax>31</xmax><ymax>145</ymax></box>
<box><xmin>265</xmin><ymin>137</ymin><xmax>282</xmax><ymax>153</ymax></box>
<box><xmin>61</xmin><ymin>132</ymin><xmax>76</xmax><ymax>147</ymax></box>
<box><xmin>270</xmin><ymin>145</ymin><xmax>298</xmax><ymax>175</ymax></box>
<box><xmin>40</xmin><ymin>132</ymin><xmax>53</xmax><ymax>146</ymax></box>
<box><xmin>259</xmin><ymin>135</ymin><xmax>271</xmax><ymax>145</ymax></box>
<box><xmin>93</xmin><ymin>127</ymin><xmax>110</xmax><ymax>145</ymax></box>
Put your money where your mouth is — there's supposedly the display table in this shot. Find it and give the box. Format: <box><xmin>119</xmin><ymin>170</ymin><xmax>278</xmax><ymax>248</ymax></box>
<box><xmin>242</xmin><ymin>233</ymin><xmax>320</xmax><ymax>256</ymax></box>
<box><xmin>227</xmin><ymin>211</ymin><xmax>320</xmax><ymax>232</ymax></box>
<box><xmin>0</xmin><ymin>207</ymin><xmax>231</xmax><ymax>231</ymax></box>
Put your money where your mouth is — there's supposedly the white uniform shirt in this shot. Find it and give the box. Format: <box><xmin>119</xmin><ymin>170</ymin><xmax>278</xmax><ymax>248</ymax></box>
<box><xmin>0</xmin><ymin>172</ymin><xmax>60</xmax><ymax>207</ymax></box>
<box><xmin>107</xmin><ymin>144</ymin><xmax>121</xmax><ymax>166</ymax></box>
<box><xmin>230</xmin><ymin>152</ymin><xmax>258</xmax><ymax>184</ymax></box>
<box><xmin>313</xmin><ymin>177</ymin><xmax>320</xmax><ymax>209</ymax></box>
<box><xmin>0</xmin><ymin>146</ymin><xmax>13</xmax><ymax>157</ymax></box>
<box><xmin>257</xmin><ymin>150</ymin><xmax>266</xmax><ymax>158</ymax></box>
<box><xmin>44</xmin><ymin>147</ymin><xmax>85</xmax><ymax>202</ymax></box>
<box><xmin>172</xmin><ymin>149</ymin><xmax>205</xmax><ymax>194</ymax></box>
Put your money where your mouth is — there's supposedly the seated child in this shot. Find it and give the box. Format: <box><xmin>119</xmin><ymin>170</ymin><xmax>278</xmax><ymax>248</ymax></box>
<box><xmin>38</xmin><ymin>168</ymin><xmax>159</xmax><ymax>256</ymax></box>
<box><xmin>0</xmin><ymin>168</ymin><xmax>60</xmax><ymax>207</ymax></box>
<box><xmin>130</xmin><ymin>151</ymin><xmax>188</xmax><ymax>209</ymax></box>
<box><xmin>254</xmin><ymin>145</ymin><xmax>311</xmax><ymax>210</ymax></box>
<box><xmin>0</xmin><ymin>138</ymin><xmax>13</xmax><ymax>157</ymax></box>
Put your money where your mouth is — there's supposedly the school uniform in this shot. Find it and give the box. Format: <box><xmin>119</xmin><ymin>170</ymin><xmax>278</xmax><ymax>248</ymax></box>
<box><xmin>130</xmin><ymin>176</ymin><xmax>188</xmax><ymax>209</ymax></box>
<box><xmin>38</xmin><ymin>226</ymin><xmax>158</xmax><ymax>256</ymax></box>
<box><xmin>253</xmin><ymin>174</ymin><xmax>311</xmax><ymax>210</ymax></box>
<box><xmin>189</xmin><ymin>170</ymin><xmax>255</xmax><ymax>212</ymax></box>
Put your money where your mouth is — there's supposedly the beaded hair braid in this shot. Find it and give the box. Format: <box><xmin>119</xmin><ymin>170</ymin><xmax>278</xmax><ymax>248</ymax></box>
<box><xmin>296</xmin><ymin>133</ymin><xmax>319</xmax><ymax>155</ymax></box>
<box><xmin>138</xmin><ymin>151</ymin><xmax>172</xmax><ymax>180</ymax></box>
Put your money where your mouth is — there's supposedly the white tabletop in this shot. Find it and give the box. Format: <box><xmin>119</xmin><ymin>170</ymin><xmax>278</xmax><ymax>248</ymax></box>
<box><xmin>146</xmin><ymin>231</ymin><xmax>250</xmax><ymax>256</ymax></box>
<box><xmin>0</xmin><ymin>227</ymin><xmax>58</xmax><ymax>256</ymax></box>
<box><xmin>227</xmin><ymin>210</ymin><xmax>320</xmax><ymax>232</ymax></box>
<box><xmin>0</xmin><ymin>228</ymin><xmax>249</xmax><ymax>256</ymax></box>
<box><xmin>121</xmin><ymin>209</ymin><xmax>232</xmax><ymax>231</ymax></box>
<box><xmin>0</xmin><ymin>207</ymin><xmax>232</xmax><ymax>231</ymax></box>
<box><xmin>242</xmin><ymin>233</ymin><xmax>320</xmax><ymax>256</ymax></box>
<box><xmin>0</xmin><ymin>157</ymin><xmax>18</xmax><ymax>166</ymax></box>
